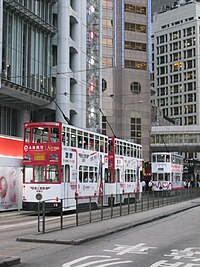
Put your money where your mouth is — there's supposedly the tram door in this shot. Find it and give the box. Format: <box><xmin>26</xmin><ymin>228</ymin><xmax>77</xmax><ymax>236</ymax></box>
<box><xmin>116</xmin><ymin>169</ymin><xmax>121</xmax><ymax>202</ymax></box>
<box><xmin>62</xmin><ymin>164</ymin><xmax>70</xmax><ymax>208</ymax></box>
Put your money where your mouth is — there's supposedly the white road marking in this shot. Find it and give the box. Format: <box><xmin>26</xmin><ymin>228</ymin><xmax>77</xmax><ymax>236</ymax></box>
<box><xmin>62</xmin><ymin>255</ymin><xmax>132</xmax><ymax>267</ymax></box>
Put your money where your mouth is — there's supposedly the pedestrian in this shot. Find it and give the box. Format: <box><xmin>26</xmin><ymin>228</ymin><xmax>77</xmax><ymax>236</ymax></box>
<box><xmin>142</xmin><ymin>180</ymin><xmax>146</xmax><ymax>191</ymax></box>
<box><xmin>148</xmin><ymin>180</ymin><xmax>153</xmax><ymax>191</ymax></box>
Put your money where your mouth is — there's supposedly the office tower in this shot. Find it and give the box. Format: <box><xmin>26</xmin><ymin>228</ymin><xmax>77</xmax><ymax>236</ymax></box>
<box><xmin>101</xmin><ymin>0</ymin><xmax>151</xmax><ymax>161</ymax></box>
<box><xmin>0</xmin><ymin>1</ymin><xmax>57</xmax><ymax>137</ymax></box>
<box><xmin>151</xmin><ymin>0</ymin><xmax>200</xmax><ymax>158</ymax></box>
<box><xmin>0</xmin><ymin>0</ymin><xmax>88</xmax><ymax>137</ymax></box>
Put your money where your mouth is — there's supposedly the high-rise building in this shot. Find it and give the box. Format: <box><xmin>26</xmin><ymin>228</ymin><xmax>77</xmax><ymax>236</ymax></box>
<box><xmin>101</xmin><ymin>0</ymin><xmax>152</xmax><ymax>161</ymax></box>
<box><xmin>0</xmin><ymin>0</ymin><xmax>88</xmax><ymax>137</ymax></box>
<box><xmin>0</xmin><ymin>0</ymin><xmax>151</xmax><ymax>161</ymax></box>
<box><xmin>0</xmin><ymin>0</ymin><xmax>57</xmax><ymax>137</ymax></box>
<box><xmin>151</xmin><ymin>0</ymin><xmax>200</xmax><ymax>159</ymax></box>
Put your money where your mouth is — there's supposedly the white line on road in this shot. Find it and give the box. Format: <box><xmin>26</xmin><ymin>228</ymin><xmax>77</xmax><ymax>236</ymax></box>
<box><xmin>62</xmin><ymin>255</ymin><xmax>132</xmax><ymax>267</ymax></box>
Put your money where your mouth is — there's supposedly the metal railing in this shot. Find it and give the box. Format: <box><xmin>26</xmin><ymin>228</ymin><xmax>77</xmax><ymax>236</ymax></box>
<box><xmin>37</xmin><ymin>188</ymin><xmax>200</xmax><ymax>233</ymax></box>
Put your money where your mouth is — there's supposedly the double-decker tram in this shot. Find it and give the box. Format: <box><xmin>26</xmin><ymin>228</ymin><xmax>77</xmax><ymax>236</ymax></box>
<box><xmin>22</xmin><ymin>122</ymin><xmax>143</xmax><ymax>211</ymax></box>
<box><xmin>107</xmin><ymin>137</ymin><xmax>143</xmax><ymax>204</ymax></box>
<box><xmin>151</xmin><ymin>152</ymin><xmax>184</xmax><ymax>191</ymax></box>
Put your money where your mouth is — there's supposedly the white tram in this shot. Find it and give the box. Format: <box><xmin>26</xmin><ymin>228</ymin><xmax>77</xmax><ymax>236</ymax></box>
<box><xmin>151</xmin><ymin>152</ymin><xmax>184</xmax><ymax>191</ymax></box>
<box><xmin>22</xmin><ymin>122</ymin><xmax>143</xmax><ymax>211</ymax></box>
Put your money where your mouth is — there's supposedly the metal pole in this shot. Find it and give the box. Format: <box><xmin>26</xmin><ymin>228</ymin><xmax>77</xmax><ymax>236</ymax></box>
<box><xmin>37</xmin><ymin>201</ymin><xmax>40</xmax><ymax>232</ymax></box>
<box><xmin>128</xmin><ymin>193</ymin><xmax>130</xmax><ymax>214</ymax></box>
<box><xmin>42</xmin><ymin>201</ymin><xmax>45</xmax><ymax>234</ymax></box>
<box><xmin>101</xmin><ymin>195</ymin><xmax>103</xmax><ymax>221</ymax></box>
<box><xmin>89</xmin><ymin>197</ymin><xmax>92</xmax><ymax>223</ymax></box>
<box><xmin>60</xmin><ymin>199</ymin><xmax>63</xmax><ymax>230</ymax></box>
<box><xmin>120</xmin><ymin>194</ymin><xmax>122</xmax><ymax>216</ymax></box>
<box><xmin>76</xmin><ymin>197</ymin><xmax>79</xmax><ymax>226</ymax></box>
<box><xmin>111</xmin><ymin>194</ymin><xmax>113</xmax><ymax>218</ymax></box>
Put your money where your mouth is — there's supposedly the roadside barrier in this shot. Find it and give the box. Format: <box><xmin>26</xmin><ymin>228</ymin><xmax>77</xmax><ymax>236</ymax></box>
<box><xmin>37</xmin><ymin>187</ymin><xmax>200</xmax><ymax>234</ymax></box>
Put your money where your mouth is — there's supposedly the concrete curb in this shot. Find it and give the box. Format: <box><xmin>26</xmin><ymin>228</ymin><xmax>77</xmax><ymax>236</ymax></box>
<box><xmin>0</xmin><ymin>256</ymin><xmax>20</xmax><ymax>267</ymax></box>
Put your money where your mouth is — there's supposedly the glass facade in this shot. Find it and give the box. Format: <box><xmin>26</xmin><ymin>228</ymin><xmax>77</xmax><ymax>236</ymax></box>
<box><xmin>2</xmin><ymin>0</ymin><xmax>55</xmax><ymax>95</ymax></box>
<box><xmin>1</xmin><ymin>0</ymin><xmax>56</xmax><ymax>136</ymax></box>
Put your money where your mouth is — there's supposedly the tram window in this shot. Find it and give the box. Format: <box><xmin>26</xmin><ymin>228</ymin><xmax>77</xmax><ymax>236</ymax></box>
<box><xmin>62</xmin><ymin>133</ymin><xmax>66</xmax><ymax>145</ymax></box>
<box><xmin>89</xmin><ymin>134</ymin><xmax>94</xmax><ymax>150</ymax></box>
<box><xmin>106</xmin><ymin>170</ymin><xmax>112</xmax><ymax>183</ymax></box>
<box><xmin>165</xmin><ymin>173</ymin><xmax>170</xmax><ymax>181</ymax></box>
<box><xmin>71</xmin><ymin>133</ymin><xmax>76</xmax><ymax>147</ymax></box>
<box><xmin>105</xmin><ymin>140</ymin><xmax>108</xmax><ymax>153</ymax></box>
<box><xmin>100</xmin><ymin>137</ymin><xmax>104</xmax><ymax>152</ymax></box>
<box><xmin>83</xmin><ymin>172</ymin><xmax>88</xmax><ymax>182</ymax></box>
<box><xmin>119</xmin><ymin>142</ymin><xmax>123</xmax><ymax>155</ymax></box>
<box><xmin>46</xmin><ymin>165</ymin><xmax>58</xmax><ymax>182</ymax></box>
<box><xmin>152</xmin><ymin>173</ymin><xmax>157</xmax><ymax>181</ymax></box>
<box><xmin>78</xmin><ymin>133</ymin><xmax>83</xmax><ymax>148</ymax></box>
<box><xmin>83</xmin><ymin>166</ymin><xmax>89</xmax><ymax>182</ymax></box>
<box><xmin>158</xmin><ymin>173</ymin><xmax>164</xmax><ymax>181</ymax></box>
<box><xmin>130</xmin><ymin>146</ymin><xmax>133</xmax><ymax>157</ymax></box>
<box><xmin>131</xmin><ymin>170</ymin><xmax>134</xmax><ymax>182</ymax></box>
<box><xmin>115</xmin><ymin>143</ymin><xmax>119</xmax><ymax>155</ymax></box>
<box><xmin>152</xmin><ymin>155</ymin><xmax>156</xmax><ymax>162</ymax></box>
<box><xmin>94</xmin><ymin>173</ymin><xmax>97</xmax><ymax>182</ymax></box>
<box><xmin>95</xmin><ymin>136</ymin><xmax>99</xmax><ymax>151</ymax></box>
<box><xmin>34</xmin><ymin>166</ymin><xmax>45</xmax><ymax>182</ymax></box>
<box><xmin>79</xmin><ymin>172</ymin><xmax>83</xmax><ymax>182</ymax></box>
<box><xmin>89</xmin><ymin>173</ymin><xmax>94</xmax><ymax>182</ymax></box>
<box><xmin>157</xmin><ymin>154</ymin><xmax>165</xmax><ymax>162</ymax></box>
<box><xmin>32</xmin><ymin>128</ymin><xmax>48</xmax><ymax>143</ymax></box>
<box><xmin>133</xmin><ymin>170</ymin><xmax>136</xmax><ymax>182</ymax></box>
<box><xmin>166</xmin><ymin>155</ymin><xmax>170</xmax><ymax>162</ymax></box>
<box><xmin>50</xmin><ymin>128</ymin><xmax>59</xmax><ymax>143</ymax></box>
<box><xmin>84</xmin><ymin>134</ymin><xmax>88</xmax><ymax>149</ymax></box>
<box><xmin>24</xmin><ymin>166</ymin><xmax>33</xmax><ymax>182</ymax></box>
<box><xmin>24</xmin><ymin>128</ymin><xmax>31</xmax><ymax>142</ymax></box>
<box><xmin>79</xmin><ymin>166</ymin><xmax>83</xmax><ymax>182</ymax></box>
<box><xmin>104</xmin><ymin>168</ymin><xmax>109</xmax><ymax>183</ymax></box>
<box><xmin>124</xmin><ymin>145</ymin><xmax>127</xmax><ymax>156</ymax></box>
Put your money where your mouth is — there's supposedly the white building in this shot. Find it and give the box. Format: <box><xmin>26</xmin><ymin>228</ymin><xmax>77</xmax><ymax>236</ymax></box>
<box><xmin>151</xmin><ymin>0</ymin><xmax>200</xmax><ymax>159</ymax></box>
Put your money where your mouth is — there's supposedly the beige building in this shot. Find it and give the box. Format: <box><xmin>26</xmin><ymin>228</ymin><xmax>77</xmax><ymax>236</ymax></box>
<box><xmin>101</xmin><ymin>0</ymin><xmax>152</xmax><ymax>161</ymax></box>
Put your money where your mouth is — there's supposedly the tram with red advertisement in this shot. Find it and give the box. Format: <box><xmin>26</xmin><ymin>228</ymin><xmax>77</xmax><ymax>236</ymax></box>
<box><xmin>22</xmin><ymin>122</ymin><xmax>143</xmax><ymax>211</ymax></box>
<box><xmin>151</xmin><ymin>152</ymin><xmax>184</xmax><ymax>191</ymax></box>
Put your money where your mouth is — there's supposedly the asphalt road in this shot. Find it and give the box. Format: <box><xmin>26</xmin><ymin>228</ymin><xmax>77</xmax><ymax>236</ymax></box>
<box><xmin>1</xmin><ymin>202</ymin><xmax>200</xmax><ymax>266</ymax></box>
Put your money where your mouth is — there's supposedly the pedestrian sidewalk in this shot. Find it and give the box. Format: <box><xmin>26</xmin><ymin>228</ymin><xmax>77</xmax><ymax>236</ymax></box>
<box><xmin>1</xmin><ymin>199</ymin><xmax>200</xmax><ymax>266</ymax></box>
<box><xmin>17</xmin><ymin>199</ymin><xmax>200</xmax><ymax>245</ymax></box>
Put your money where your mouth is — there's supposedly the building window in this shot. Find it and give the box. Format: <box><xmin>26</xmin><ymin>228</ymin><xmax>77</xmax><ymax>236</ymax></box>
<box><xmin>102</xmin><ymin>19</ymin><xmax>113</xmax><ymax>28</ymax></box>
<box><xmin>130</xmin><ymin>82</ymin><xmax>141</xmax><ymax>94</ymax></box>
<box><xmin>125</xmin><ymin>60</ymin><xmax>147</xmax><ymax>70</ymax></box>
<box><xmin>102</xmin><ymin>57</ymin><xmax>113</xmax><ymax>67</ymax></box>
<box><xmin>102</xmin><ymin>116</ymin><xmax>107</xmax><ymax>135</ymax></box>
<box><xmin>102</xmin><ymin>37</ymin><xmax>113</xmax><ymax>47</ymax></box>
<box><xmin>125</xmin><ymin>41</ymin><xmax>146</xmax><ymax>51</ymax></box>
<box><xmin>102</xmin><ymin>79</ymin><xmax>107</xmax><ymax>92</ymax></box>
<box><xmin>125</xmin><ymin>22</ymin><xmax>146</xmax><ymax>33</ymax></box>
<box><xmin>124</xmin><ymin>3</ymin><xmax>146</xmax><ymax>15</ymax></box>
<box><xmin>131</xmin><ymin>117</ymin><xmax>141</xmax><ymax>144</ymax></box>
